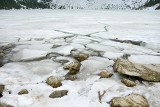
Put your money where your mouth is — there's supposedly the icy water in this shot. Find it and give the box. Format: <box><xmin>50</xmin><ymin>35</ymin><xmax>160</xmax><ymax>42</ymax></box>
<box><xmin>0</xmin><ymin>10</ymin><xmax>160</xmax><ymax>107</ymax></box>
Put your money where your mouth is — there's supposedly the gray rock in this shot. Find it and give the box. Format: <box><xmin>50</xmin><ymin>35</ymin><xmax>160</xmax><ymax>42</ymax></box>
<box><xmin>113</xmin><ymin>58</ymin><xmax>160</xmax><ymax>82</ymax></box>
<box><xmin>49</xmin><ymin>90</ymin><xmax>68</xmax><ymax>98</ymax></box>
<box><xmin>121</xmin><ymin>78</ymin><xmax>136</xmax><ymax>87</ymax></box>
<box><xmin>46</xmin><ymin>76</ymin><xmax>62</xmax><ymax>88</ymax></box>
<box><xmin>111</xmin><ymin>94</ymin><xmax>149</xmax><ymax>107</ymax></box>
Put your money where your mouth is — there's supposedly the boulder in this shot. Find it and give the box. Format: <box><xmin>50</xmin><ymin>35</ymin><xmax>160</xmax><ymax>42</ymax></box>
<box><xmin>121</xmin><ymin>78</ymin><xmax>136</xmax><ymax>87</ymax></box>
<box><xmin>18</xmin><ymin>89</ymin><xmax>29</xmax><ymax>95</ymax></box>
<box><xmin>73</xmin><ymin>53</ymin><xmax>89</xmax><ymax>62</ymax></box>
<box><xmin>0</xmin><ymin>102</ymin><xmax>13</xmax><ymax>107</ymax></box>
<box><xmin>65</xmin><ymin>75</ymin><xmax>77</xmax><ymax>81</ymax></box>
<box><xmin>99</xmin><ymin>71</ymin><xmax>113</xmax><ymax>78</ymax></box>
<box><xmin>63</xmin><ymin>62</ymin><xmax>81</xmax><ymax>74</ymax></box>
<box><xmin>49</xmin><ymin>90</ymin><xmax>68</xmax><ymax>98</ymax></box>
<box><xmin>46</xmin><ymin>76</ymin><xmax>62</xmax><ymax>88</ymax></box>
<box><xmin>111</xmin><ymin>94</ymin><xmax>149</xmax><ymax>107</ymax></box>
<box><xmin>113</xmin><ymin>58</ymin><xmax>160</xmax><ymax>82</ymax></box>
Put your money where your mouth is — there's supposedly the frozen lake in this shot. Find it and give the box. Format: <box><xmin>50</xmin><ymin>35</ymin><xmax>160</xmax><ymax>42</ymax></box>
<box><xmin>0</xmin><ymin>10</ymin><xmax>160</xmax><ymax>107</ymax></box>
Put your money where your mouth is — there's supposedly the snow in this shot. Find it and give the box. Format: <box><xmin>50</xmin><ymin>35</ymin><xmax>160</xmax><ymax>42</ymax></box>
<box><xmin>103</xmin><ymin>51</ymin><xmax>123</xmax><ymax>59</ymax></box>
<box><xmin>12</xmin><ymin>49</ymin><xmax>49</xmax><ymax>61</ymax></box>
<box><xmin>129</xmin><ymin>55</ymin><xmax>160</xmax><ymax>64</ymax></box>
<box><xmin>53</xmin><ymin>45</ymin><xmax>74</xmax><ymax>55</ymax></box>
<box><xmin>0</xmin><ymin>10</ymin><xmax>160</xmax><ymax>107</ymax></box>
<box><xmin>51</xmin><ymin>0</ymin><xmax>148</xmax><ymax>9</ymax></box>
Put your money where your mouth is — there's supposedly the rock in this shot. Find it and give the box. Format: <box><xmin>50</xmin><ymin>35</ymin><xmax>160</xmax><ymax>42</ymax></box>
<box><xmin>0</xmin><ymin>85</ymin><xmax>5</xmax><ymax>93</ymax></box>
<box><xmin>46</xmin><ymin>76</ymin><xmax>62</xmax><ymax>88</ymax></box>
<box><xmin>18</xmin><ymin>89</ymin><xmax>29</xmax><ymax>95</ymax></box>
<box><xmin>113</xmin><ymin>58</ymin><xmax>160</xmax><ymax>82</ymax></box>
<box><xmin>121</xmin><ymin>78</ymin><xmax>136</xmax><ymax>87</ymax></box>
<box><xmin>0</xmin><ymin>50</ymin><xmax>3</xmax><ymax>53</ymax></box>
<box><xmin>99</xmin><ymin>71</ymin><xmax>113</xmax><ymax>78</ymax></box>
<box><xmin>49</xmin><ymin>90</ymin><xmax>68</xmax><ymax>98</ymax></box>
<box><xmin>0</xmin><ymin>53</ymin><xmax>5</xmax><ymax>57</ymax></box>
<box><xmin>63</xmin><ymin>62</ymin><xmax>81</xmax><ymax>74</ymax></box>
<box><xmin>0</xmin><ymin>102</ymin><xmax>13</xmax><ymax>107</ymax></box>
<box><xmin>0</xmin><ymin>62</ymin><xmax>4</xmax><ymax>67</ymax></box>
<box><xmin>73</xmin><ymin>53</ymin><xmax>89</xmax><ymax>62</ymax></box>
<box><xmin>111</xmin><ymin>94</ymin><xmax>149</xmax><ymax>107</ymax></box>
<box><xmin>65</xmin><ymin>75</ymin><xmax>77</xmax><ymax>81</ymax></box>
<box><xmin>0</xmin><ymin>85</ymin><xmax>5</xmax><ymax>97</ymax></box>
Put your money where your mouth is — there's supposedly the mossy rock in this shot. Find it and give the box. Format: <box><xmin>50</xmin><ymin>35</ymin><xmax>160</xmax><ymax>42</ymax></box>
<box><xmin>18</xmin><ymin>89</ymin><xmax>29</xmax><ymax>95</ymax></box>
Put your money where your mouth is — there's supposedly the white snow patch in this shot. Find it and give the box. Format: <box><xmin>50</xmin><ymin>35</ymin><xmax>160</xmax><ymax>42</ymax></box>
<box><xmin>12</xmin><ymin>49</ymin><xmax>49</xmax><ymax>61</ymax></box>
<box><xmin>103</xmin><ymin>51</ymin><xmax>123</xmax><ymax>59</ymax></box>
<box><xmin>129</xmin><ymin>55</ymin><xmax>160</xmax><ymax>64</ymax></box>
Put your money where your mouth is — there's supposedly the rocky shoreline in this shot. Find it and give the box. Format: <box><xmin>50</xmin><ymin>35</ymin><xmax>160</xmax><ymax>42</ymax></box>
<box><xmin>0</xmin><ymin>37</ymin><xmax>159</xmax><ymax>107</ymax></box>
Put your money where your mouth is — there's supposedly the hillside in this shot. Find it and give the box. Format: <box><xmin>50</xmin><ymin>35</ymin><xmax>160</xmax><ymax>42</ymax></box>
<box><xmin>0</xmin><ymin>0</ymin><xmax>159</xmax><ymax>10</ymax></box>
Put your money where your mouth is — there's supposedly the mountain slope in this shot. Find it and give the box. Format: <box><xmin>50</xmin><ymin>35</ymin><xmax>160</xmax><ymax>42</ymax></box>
<box><xmin>143</xmin><ymin>0</ymin><xmax>160</xmax><ymax>10</ymax></box>
<box><xmin>0</xmin><ymin>0</ymin><xmax>159</xmax><ymax>10</ymax></box>
<box><xmin>51</xmin><ymin>0</ymin><xmax>148</xmax><ymax>9</ymax></box>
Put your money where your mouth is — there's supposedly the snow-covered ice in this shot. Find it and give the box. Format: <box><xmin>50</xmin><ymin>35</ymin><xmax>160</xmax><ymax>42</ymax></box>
<box><xmin>0</xmin><ymin>10</ymin><xmax>160</xmax><ymax>107</ymax></box>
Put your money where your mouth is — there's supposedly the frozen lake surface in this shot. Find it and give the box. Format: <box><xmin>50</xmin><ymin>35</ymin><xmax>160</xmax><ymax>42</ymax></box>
<box><xmin>0</xmin><ymin>10</ymin><xmax>160</xmax><ymax>107</ymax></box>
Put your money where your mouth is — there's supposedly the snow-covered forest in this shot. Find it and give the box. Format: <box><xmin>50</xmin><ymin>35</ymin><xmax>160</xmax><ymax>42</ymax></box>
<box><xmin>0</xmin><ymin>0</ymin><xmax>160</xmax><ymax>10</ymax></box>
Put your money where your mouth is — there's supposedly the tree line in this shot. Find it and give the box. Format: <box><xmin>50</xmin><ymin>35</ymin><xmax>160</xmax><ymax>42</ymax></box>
<box><xmin>0</xmin><ymin>0</ymin><xmax>51</xmax><ymax>9</ymax></box>
<box><xmin>0</xmin><ymin>0</ymin><xmax>159</xmax><ymax>10</ymax></box>
<box><xmin>144</xmin><ymin>0</ymin><xmax>160</xmax><ymax>9</ymax></box>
